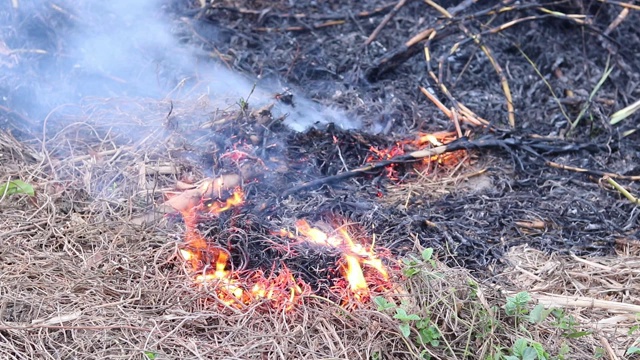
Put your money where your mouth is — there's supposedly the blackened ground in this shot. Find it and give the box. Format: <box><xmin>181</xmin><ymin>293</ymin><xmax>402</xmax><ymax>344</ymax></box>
<box><xmin>165</xmin><ymin>0</ymin><xmax>639</xmax><ymax>272</ymax></box>
<box><xmin>1</xmin><ymin>0</ymin><xmax>638</xmax><ymax>274</ymax></box>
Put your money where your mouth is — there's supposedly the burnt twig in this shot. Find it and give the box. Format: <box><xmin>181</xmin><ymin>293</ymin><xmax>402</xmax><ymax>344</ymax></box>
<box><xmin>365</xmin><ymin>0</ymin><xmax>410</xmax><ymax>45</ymax></box>
<box><xmin>281</xmin><ymin>135</ymin><xmax>619</xmax><ymax>197</ymax></box>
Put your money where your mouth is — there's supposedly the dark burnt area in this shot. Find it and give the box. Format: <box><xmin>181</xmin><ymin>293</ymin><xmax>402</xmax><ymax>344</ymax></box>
<box><xmin>173</xmin><ymin>113</ymin><xmax>634</xmax><ymax>285</ymax></box>
<box><xmin>161</xmin><ymin>0</ymin><xmax>640</xmax><ymax>278</ymax></box>
<box><xmin>2</xmin><ymin>0</ymin><xmax>639</xmax><ymax>285</ymax></box>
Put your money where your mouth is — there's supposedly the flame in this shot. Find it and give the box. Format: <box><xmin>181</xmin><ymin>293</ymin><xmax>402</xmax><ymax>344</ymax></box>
<box><xmin>410</xmin><ymin>131</ymin><xmax>464</xmax><ymax>166</ymax></box>
<box><xmin>291</xmin><ymin>220</ymin><xmax>389</xmax><ymax>300</ymax></box>
<box><xmin>416</xmin><ymin>133</ymin><xmax>444</xmax><ymax>146</ymax></box>
<box><xmin>178</xmin><ymin>186</ymin><xmax>306</xmax><ymax>309</ymax></box>
<box><xmin>206</xmin><ymin>187</ymin><xmax>244</xmax><ymax>214</ymax></box>
<box><xmin>177</xmin><ymin>183</ymin><xmax>390</xmax><ymax>308</ymax></box>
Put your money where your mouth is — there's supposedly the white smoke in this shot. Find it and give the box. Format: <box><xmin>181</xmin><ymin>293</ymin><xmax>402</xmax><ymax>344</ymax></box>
<box><xmin>1</xmin><ymin>0</ymin><xmax>358</xmax><ymax>131</ymax></box>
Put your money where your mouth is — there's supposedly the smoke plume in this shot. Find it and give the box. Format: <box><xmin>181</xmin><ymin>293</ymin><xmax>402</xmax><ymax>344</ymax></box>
<box><xmin>0</xmin><ymin>0</ymin><xmax>357</xmax><ymax>132</ymax></box>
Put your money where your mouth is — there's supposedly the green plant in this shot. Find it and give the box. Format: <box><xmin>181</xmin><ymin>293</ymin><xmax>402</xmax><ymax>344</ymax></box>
<box><xmin>393</xmin><ymin>308</ymin><xmax>421</xmax><ymax>337</ymax></box>
<box><xmin>504</xmin><ymin>292</ymin><xmax>532</xmax><ymax>326</ymax></box>
<box><xmin>0</xmin><ymin>179</ymin><xmax>34</xmax><ymax>198</ymax></box>
<box><xmin>390</xmin><ymin>307</ymin><xmax>441</xmax><ymax>348</ymax></box>
<box><xmin>627</xmin><ymin>346</ymin><xmax>640</xmax><ymax>356</ymax></box>
<box><xmin>402</xmin><ymin>248</ymin><xmax>437</xmax><ymax>277</ymax></box>
<box><xmin>144</xmin><ymin>351</ymin><xmax>157</xmax><ymax>359</ymax></box>
<box><xmin>416</xmin><ymin>319</ymin><xmax>441</xmax><ymax>347</ymax></box>
<box><xmin>504</xmin><ymin>338</ymin><xmax>549</xmax><ymax>360</ymax></box>
<box><xmin>571</xmin><ymin>55</ymin><xmax>613</xmax><ymax>131</ymax></box>
<box><xmin>374</xmin><ymin>296</ymin><xmax>395</xmax><ymax>311</ymax></box>
<box><xmin>550</xmin><ymin>309</ymin><xmax>590</xmax><ymax>338</ymax></box>
<box><xmin>528</xmin><ymin>304</ymin><xmax>553</xmax><ymax>324</ymax></box>
<box><xmin>237</xmin><ymin>83</ymin><xmax>257</xmax><ymax>112</ymax></box>
<box><xmin>374</xmin><ymin>249</ymin><xmax>443</xmax><ymax>349</ymax></box>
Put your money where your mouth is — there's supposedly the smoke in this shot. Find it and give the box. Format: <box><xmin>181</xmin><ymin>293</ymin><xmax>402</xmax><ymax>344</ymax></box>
<box><xmin>0</xmin><ymin>0</ymin><xmax>358</xmax><ymax>132</ymax></box>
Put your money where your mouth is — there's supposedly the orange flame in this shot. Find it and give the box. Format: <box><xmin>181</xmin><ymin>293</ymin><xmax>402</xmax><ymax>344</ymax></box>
<box><xmin>177</xmin><ymin>185</ymin><xmax>390</xmax><ymax>308</ymax></box>
<box><xmin>291</xmin><ymin>220</ymin><xmax>389</xmax><ymax>300</ymax></box>
<box><xmin>206</xmin><ymin>187</ymin><xmax>244</xmax><ymax>214</ymax></box>
<box><xmin>178</xmin><ymin>187</ymin><xmax>306</xmax><ymax>309</ymax></box>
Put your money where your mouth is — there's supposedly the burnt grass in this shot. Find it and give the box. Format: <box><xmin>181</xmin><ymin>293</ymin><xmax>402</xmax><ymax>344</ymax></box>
<box><xmin>163</xmin><ymin>0</ymin><xmax>640</xmax><ymax>273</ymax></box>
<box><xmin>2</xmin><ymin>0</ymin><xmax>640</xmax><ymax>276</ymax></box>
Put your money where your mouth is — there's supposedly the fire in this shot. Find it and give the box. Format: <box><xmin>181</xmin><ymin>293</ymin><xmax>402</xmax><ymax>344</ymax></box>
<box><xmin>205</xmin><ymin>187</ymin><xmax>244</xmax><ymax>214</ymax></box>
<box><xmin>368</xmin><ymin>131</ymin><xmax>466</xmax><ymax>180</ymax></box>
<box><xmin>290</xmin><ymin>219</ymin><xmax>390</xmax><ymax>300</ymax></box>
<box><xmin>410</xmin><ymin>131</ymin><xmax>464</xmax><ymax>166</ymax></box>
<box><xmin>175</xmin><ymin>181</ymin><xmax>391</xmax><ymax>308</ymax></box>
<box><xmin>177</xmin><ymin>186</ymin><xmax>306</xmax><ymax>309</ymax></box>
<box><xmin>366</xmin><ymin>144</ymin><xmax>405</xmax><ymax>179</ymax></box>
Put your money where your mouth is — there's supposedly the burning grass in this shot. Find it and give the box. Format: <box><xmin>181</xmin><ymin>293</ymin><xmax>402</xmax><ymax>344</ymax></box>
<box><xmin>1</xmin><ymin>98</ymin><xmax>639</xmax><ymax>359</ymax></box>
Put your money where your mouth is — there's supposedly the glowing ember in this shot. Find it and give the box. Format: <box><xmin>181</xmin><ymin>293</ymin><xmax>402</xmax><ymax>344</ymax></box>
<box><xmin>367</xmin><ymin>131</ymin><xmax>466</xmax><ymax>181</ymax></box>
<box><xmin>366</xmin><ymin>144</ymin><xmax>405</xmax><ymax>179</ymax></box>
<box><xmin>409</xmin><ymin>131</ymin><xmax>464</xmax><ymax>166</ymax></box>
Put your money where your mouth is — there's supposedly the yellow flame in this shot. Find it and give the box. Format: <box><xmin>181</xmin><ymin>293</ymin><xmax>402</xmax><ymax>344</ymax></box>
<box><xmin>292</xmin><ymin>220</ymin><xmax>389</xmax><ymax>300</ymax></box>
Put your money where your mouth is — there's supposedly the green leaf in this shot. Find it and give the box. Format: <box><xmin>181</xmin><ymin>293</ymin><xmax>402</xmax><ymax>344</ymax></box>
<box><xmin>403</xmin><ymin>267</ymin><xmax>420</xmax><ymax>277</ymax></box>
<box><xmin>144</xmin><ymin>351</ymin><xmax>157</xmax><ymax>360</ymax></box>
<box><xmin>394</xmin><ymin>308</ymin><xmax>420</xmax><ymax>322</ymax></box>
<box><xmin>374</xmin><ymin>296</ymin><xmax>395</xmax><ymax>311</ymax></box>
<box><xmin>514</xmin><ymin>292</ymin><xmax>532</xmax><ymax>304</ymax></box>
<box><xmin>531</xmin><ymin>342</ymin><xmax>549</xmax><ymax>359</ymax></box>
<box><xmin>421</xmin><ymin>248</ymin><xmax>434</xmax><ymax>262</ymax></box>
<box><xmin>625</xmin><ymin>346</ymin><xmax>640</xmax><ymax>355</ymax></box>
<box><xmin>416</xmin><ymin>319</ymin><xmax>430</xmax><ymax>329</ymax></box>
<box><xmin>564</xmin><ymin>331</ymin><xmax>591</xmax><ymax>339</ymax></box>
<box><xmin>512</xmin><ymin>338</ymin><xmax>528</xmax><ymax>356</ymax></box>
<box><xmin>418</xmin><ymin>325</ymin><xmax>441</xmax><ymax>346</ymax></box>
<box><xmin>0</xmin><ymin>179</ymin><xmax>35</xmax><ymax>198</ymax></box>
<box><xmin>402</xmin><ymin>258</ymin><xmax>419</xmax><ymax>267</ymax></box>
<box><xmin>399</xmin><ymin>323</ymin><xmax>411</xmax><ymax>338</ymax></box>
<box><xmin>529</xmin><ymin>304</ymin><xmax>553</xmax><ymax>324</ymax></box>
<box><xmin>522</xmin><ymin>348</ymin><xmax>537</xmax><ymax>360</ymax></box>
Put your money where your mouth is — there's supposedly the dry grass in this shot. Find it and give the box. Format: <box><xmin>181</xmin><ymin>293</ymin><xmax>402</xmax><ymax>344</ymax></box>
<box><xmin>1</xmin><ymin>98</ymin><xmax>639</xmax><ymax>359</ymax></box>
<box><xmin>498</xmin><ymin>244</ymin><xmax>640</xmax><ymax>358</ymax></box>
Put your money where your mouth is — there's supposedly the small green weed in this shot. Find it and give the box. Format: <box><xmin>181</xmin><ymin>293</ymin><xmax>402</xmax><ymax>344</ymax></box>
<box><xmin>504</xmin><ymin>291</ymin><xmax>531</xmax><ymax>326</ymax></box>
<box><xmin>504</xmin><ymin>338</ymin><xmax>549</xmax><ymax>360</ymax></box>
<box><xmin>626</xmin><ymin>346</ymin><xmax>640</xmax><ymax>356</ymax></box>
<box><xmin>402</xmin><ymin>248</ymin><xmax>437</xmax><ymax>277</ymax></box>
<box><xmin>0</xmin><ymin>179</ymin><xmax>34</xmax><ymax>198</ymax></box>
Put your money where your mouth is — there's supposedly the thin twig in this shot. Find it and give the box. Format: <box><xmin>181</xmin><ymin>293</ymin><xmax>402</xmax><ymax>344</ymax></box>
<box><xmin>365</xmin><ymin>0</ymin><xmax>409</xmax><ymax>45</ymax></box>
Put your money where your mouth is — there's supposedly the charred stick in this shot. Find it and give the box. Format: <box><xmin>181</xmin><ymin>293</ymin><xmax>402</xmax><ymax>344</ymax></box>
<box><xmin>365</xmin><ymin>0</ymin><xmax>410</xmax><ymax>45</ymax></box>
<box><xmin>281</xmin><ymin>137</ymin><xmax>478</xmax><ymax>197</ymax></box>
<box><xmin>281</xmin><ymin>135</ymin><xmax>615</xmax><ymax>198</ymax></box>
